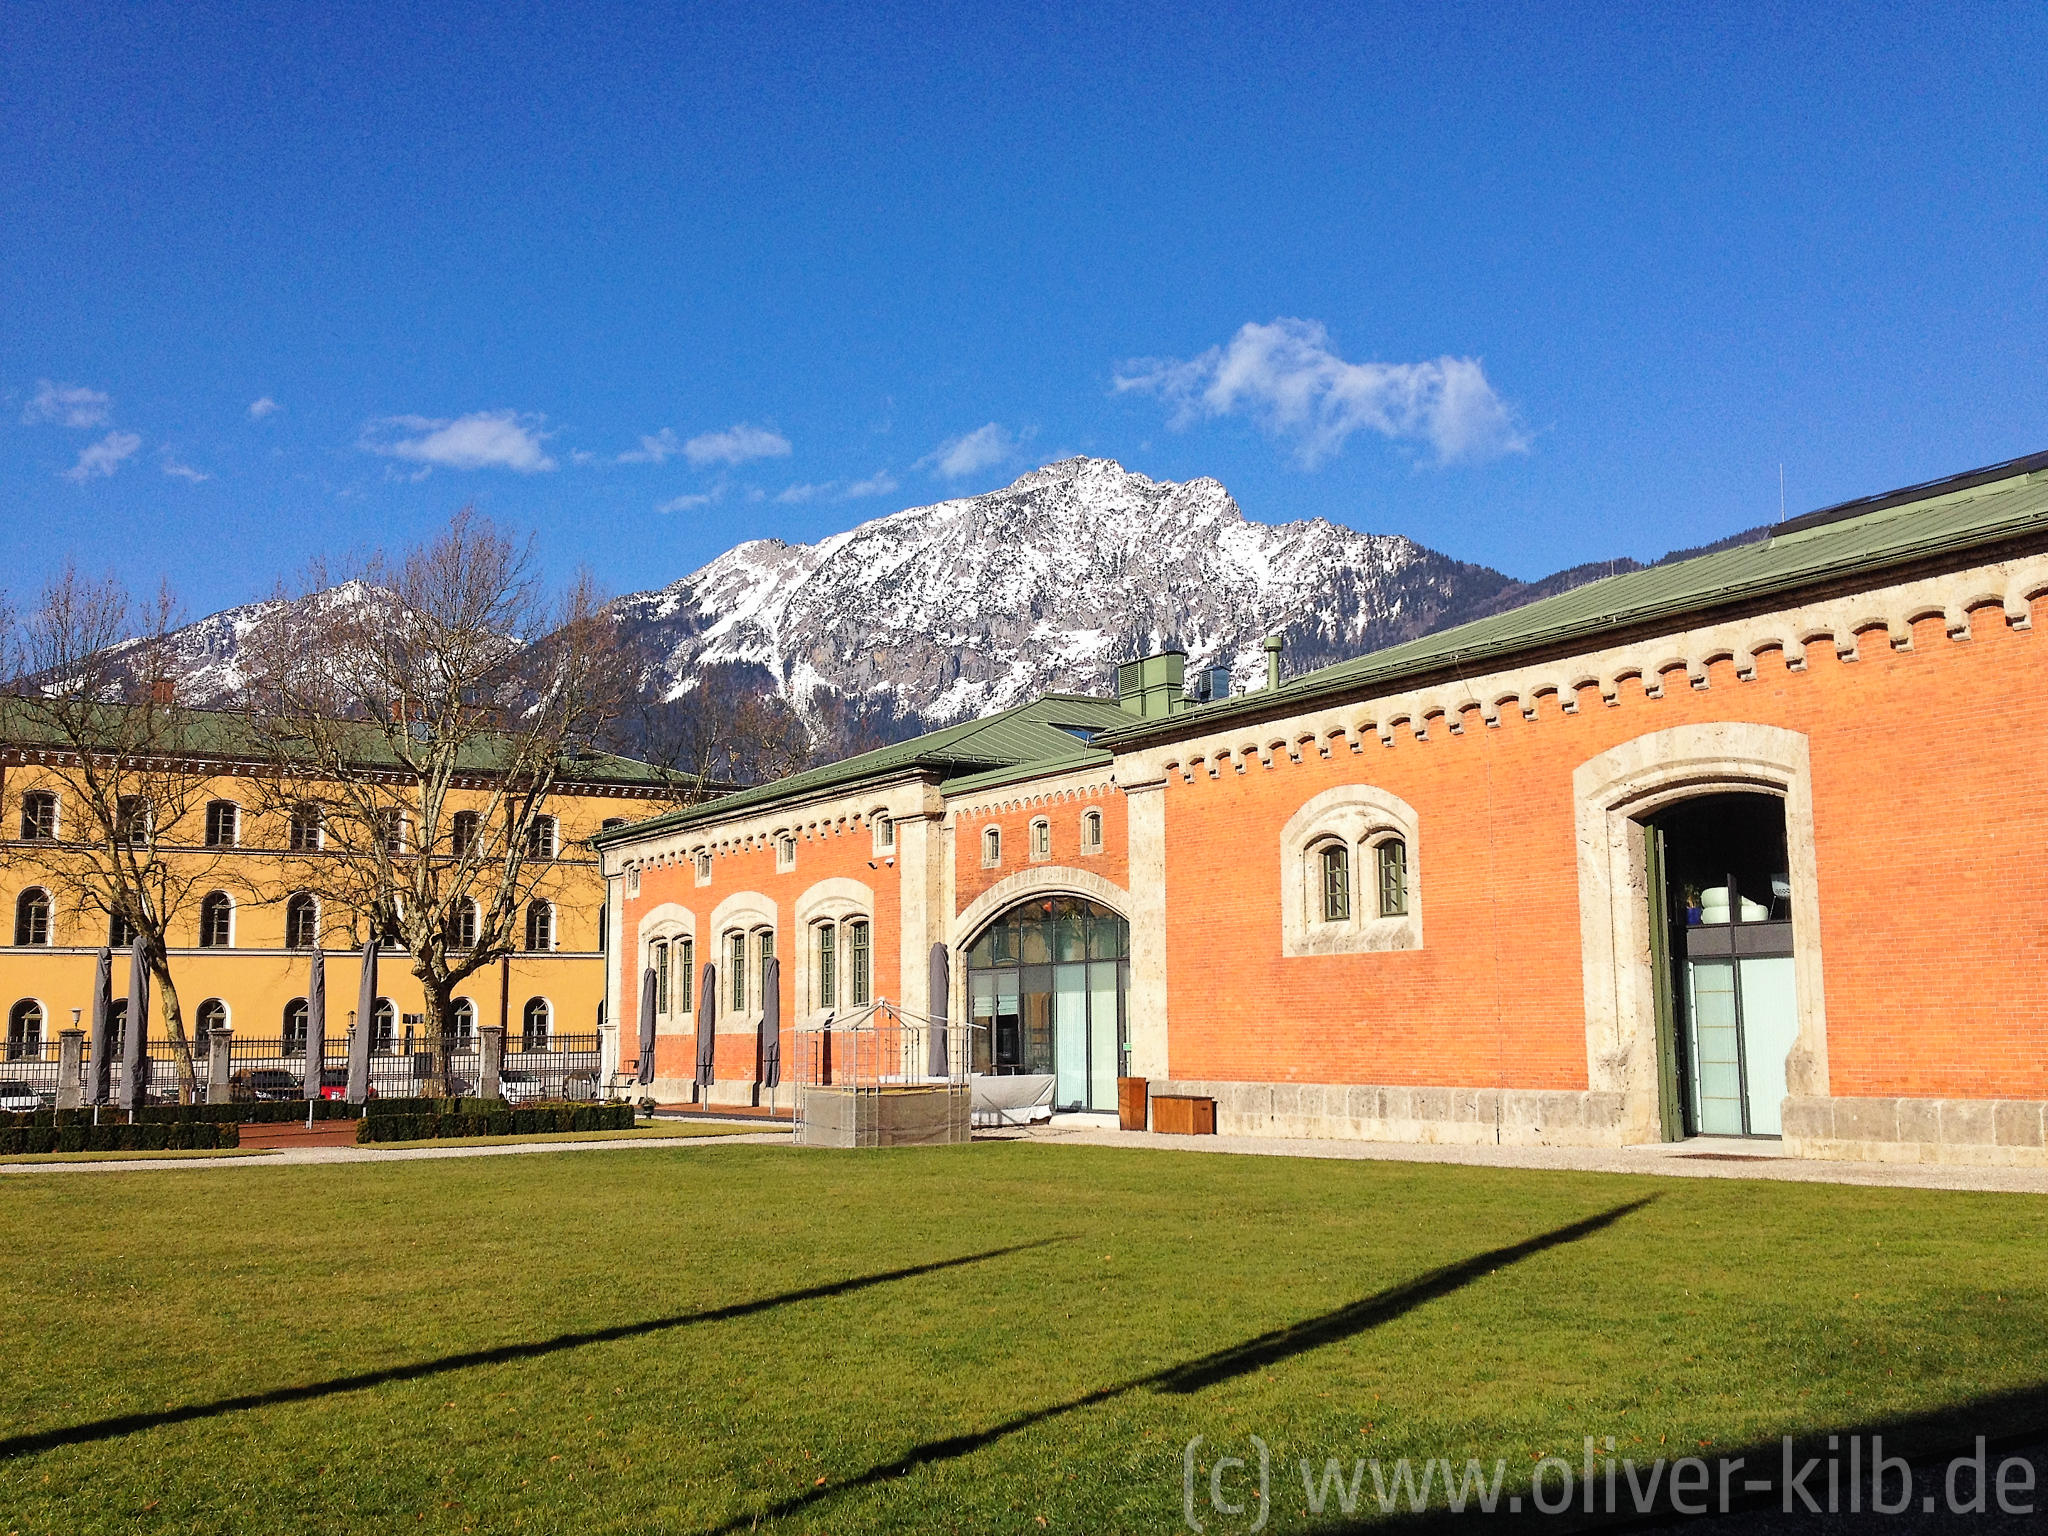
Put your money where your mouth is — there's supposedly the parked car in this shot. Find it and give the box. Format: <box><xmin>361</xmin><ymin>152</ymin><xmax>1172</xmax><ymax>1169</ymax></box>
<box><xmin>229</xmin><ymin>1068</ymin><xmax>302</xmax><ymax>1102</ymax></box>
<box><xmin>317</xmin><ymin>1069</ymin><xmax>375</xmax><ymax>1102</ymax></box>
<box><xmin>0</xmin><ymin>1079</ymin><xmax>47</xmax><ymax>1112</ymax></box>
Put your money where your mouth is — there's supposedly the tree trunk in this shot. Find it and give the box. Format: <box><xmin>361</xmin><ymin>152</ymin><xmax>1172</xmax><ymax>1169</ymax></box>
<box><xmin>416</xmin><ymin>977</ymin><xmax>459</xmax><ymax>1099</ymax></box>
<box><xmin>145</xmin><ymin>944</ymin><xmax>200</xmax><ymax>1104</ymax></box>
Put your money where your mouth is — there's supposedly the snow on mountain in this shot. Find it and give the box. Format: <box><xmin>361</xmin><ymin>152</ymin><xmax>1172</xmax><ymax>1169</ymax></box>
<box><xmin>606</xmin><ymin>456</ymin><xmax>1523</xmax><ymax>725</ymax></box>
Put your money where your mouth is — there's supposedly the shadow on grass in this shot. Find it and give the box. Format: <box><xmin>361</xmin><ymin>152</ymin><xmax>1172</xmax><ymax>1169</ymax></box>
<box><xmin>0</xmin><ymin>1237</ymin><xmax>1069</xmax><ymax>1460</ymax></box>
<box><xmin>696</xmin><ymin>1198</ymin><xmax>1657</xmax><ymax>1535</ymax></box>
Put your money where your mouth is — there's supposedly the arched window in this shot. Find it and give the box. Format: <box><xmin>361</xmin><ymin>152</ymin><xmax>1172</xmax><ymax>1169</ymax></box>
<box><xmin>982</xmin><ymin>826</ymin><xmax>1002</xmax><ymax>868</ymax></box>
<box><xmin>19</xmin><ymin>791</ymin><xmax>56</xmax><ymax>841</ymax></box>
<box><xmin>727</xmin><ymin>931</ymin><xmax>747</xmax><ymax>1012</ymax></box>
<box><xmin>283</xmin><ymin>997</ymin><xmax>310</xmax><ymax>1054</ymax></box>
<box><xmin>526</xmin><ymin>816</ymin><xmax>557</xmax><ymax>860</ymax></box>
<box><xmin>653</xmin><ymin>940</ymin><xmax>670</xmax><ymax>1014</ymax></box>
<box><xmin>371</xmin><ymin>998</ymin><xmax>396</xmax><ymax>1053</ymax></box>
<box><xmin>446</xmin><ymin>898</ymin><xmax>478</xmax><ymax>950</ymax></box>
<box><xmin>848</xmin><ymin>919</ymin><xmax>871</xmax><ymax>1007</ymax></box>
<box><xmin>1317</xmin><ymin>842</ymin><xmax>1351</xmax><ymax>923</ymax></box>
<box><xmin>1376</xmin><ymin>837</ymin><xmax>1408</xmax><ymax>918</ymax></box>
<box><xmin>14</xmin><ymin>889</ymin><xmax>51</xmax><ymax>947</ymax></box>
<box><xmin>451</xmin><ymin>997</ymin><xmax>476</xmax><ymax>1044</ymax></box>
<box><xmin>694</xmin><ymin>850</ymin><xmax>712</xmax><ymax>882</ymax></box>
<box><xmin>7</xmin><ymin>999</ymin><xmax>43</xmax><ymax>1060</ymax></box>
<box><xmin>521</xmin><ymin>997</ymin><xmax>550</xmax><ymax>1051</ymax></box>
<box><xmin>524</xmin><ymin>900</ymin><xmax>553</xmax><ymax>952</ymax></box>
<box><xmin>199</xmin><ymin>891</ymin><xmax>233</xmax><ymax>948</ymax></box>
<box><xmin>675</xmin><ymin>937</ymin><xmax>694</xmax><ymax>1013</ymax></box>
<box><xmin>289</xmin><ymin>802</ymin><xmax>323</xmax><ymax>851</ymax></box>
<box><xmin>815</xmin><ymin>923</ymin><xmax>836</xmax><ymax>1009</ymax></box>
<box><xmin>106</xmin><ymin>998</ymin><xmax>128</xmax><ymax>1054</ymax></box>
<box><xmin>872</xmin><ymin>813</ymin><xmax>894</xmax><ymax>853</ymax></box>
<box><xmin>194</xmin><ymin>998</ymin><xmax>228</xmax><ymax>1044</ymax></box>
<box><xmin>1080</xmin><ymin>809</ymin><xmax>1102</xmax><ymax>852</ymax></box>
<box><xmin>204</xmin><ymin>800</ymin><xmax>240</xmax><ymax>848</ymax></box>
<box><xmin>756</xmin><ymin>927</ymin><xmax>775</xmax><ymax>1003</ymax></box>
<box><xmin>1029</xmin><ymin>818</ymin><xmax>1051</xmax><ymax>860</ymax></box>
<box><xmin>450</xmin><ymin>809</ymin><xmax>480</xmax><ymax>856</ymax></box>
<box><xmin>285</xmin><ymin>892</ymin><xmax>319</xmax><ymax>950</ymax></box>
<box><xmin>775</xmin><ymin>832</ymin><xmax>796</xmax><ymax>871</ymax></box>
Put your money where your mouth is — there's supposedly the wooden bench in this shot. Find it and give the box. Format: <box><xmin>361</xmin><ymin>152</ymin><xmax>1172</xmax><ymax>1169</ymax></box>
<box><xmin>1149</xmin><ymin>1095</ymin><xmax>1216</xmax><ymax>1136</ymax></box>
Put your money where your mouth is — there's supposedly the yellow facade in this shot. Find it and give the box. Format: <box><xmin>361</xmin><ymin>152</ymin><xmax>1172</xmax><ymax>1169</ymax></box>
<box><xmin>0</xmin><ymin>760</ymin><xmax>668</xmax><ymax>1050</ymax></box>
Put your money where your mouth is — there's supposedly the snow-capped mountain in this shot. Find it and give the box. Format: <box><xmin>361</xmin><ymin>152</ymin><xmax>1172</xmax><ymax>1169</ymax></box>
<box><xmin>608</xmin><ymin>456</ymin><xmax>1531</xmax><ymax>725</ymax></box>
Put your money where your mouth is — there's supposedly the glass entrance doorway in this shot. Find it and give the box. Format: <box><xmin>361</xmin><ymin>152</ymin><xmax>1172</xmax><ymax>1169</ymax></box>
<box><xmin>965</xmin><ymin>897</ymin><xmax>1129</xmax><ymax>1112</ymax></box>
<box><xmin>1648</xmin><ymin>793</ymin><xmax>1799</xmax><ymax>1137</ymax></box>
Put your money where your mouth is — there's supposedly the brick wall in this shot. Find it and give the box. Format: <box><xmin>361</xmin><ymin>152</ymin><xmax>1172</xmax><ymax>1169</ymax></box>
<box><xmin>953</xmin><ymin>783</ymin><xmax>1129</xmax><ymax>916</ymax></box>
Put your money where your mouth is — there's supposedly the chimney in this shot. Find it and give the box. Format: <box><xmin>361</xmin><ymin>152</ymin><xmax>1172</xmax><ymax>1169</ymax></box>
<box><xmin>1263</xmin><ymin>635</ymin><xmax>1284</xmax><ymax>691</ymax></box>
<box><xmin>149</xmin><ymin>677</ymin><xmax>175</xmax><ymax>707</ymax></box>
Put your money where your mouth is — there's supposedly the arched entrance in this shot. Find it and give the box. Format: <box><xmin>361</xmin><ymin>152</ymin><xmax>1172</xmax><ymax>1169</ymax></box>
<box><xmin>1646</xmin><ymin>792</ymin><xmax>1799</xmax><ymax>1138</ymax></box>
<box><xmin>965</xmin><ymin>896</ymin><xmax>1129</xmax><ymax>1112</ymax></box>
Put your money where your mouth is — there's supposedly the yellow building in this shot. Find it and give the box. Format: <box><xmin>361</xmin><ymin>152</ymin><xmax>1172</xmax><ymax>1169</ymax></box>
<box><xmin>0</xmin><ymin>706</ymin><xmax>672</xmax><ymax>1094</ymax></box>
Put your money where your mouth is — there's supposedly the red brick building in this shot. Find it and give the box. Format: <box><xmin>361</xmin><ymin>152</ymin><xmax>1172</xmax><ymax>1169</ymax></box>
<box><xmin>597</xmin><ymin>451</ymin><xmax>2048</xmax><ymax>1164</ymax></box>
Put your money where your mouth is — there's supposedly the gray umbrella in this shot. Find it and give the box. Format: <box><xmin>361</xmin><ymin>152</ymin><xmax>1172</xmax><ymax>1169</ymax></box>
<box><xmin>346</xmin><ymin>936</ymin><xmax>377</xmax><ymax>1101</ymax></box>
<box><xmin>636</xmin><ymin>965</ymin><xmax>658</xmax><ymax>1086</ymax></box>
<box><xmin>694</xmin><ymin>962</ymin><xmax>716</xmax><ymax>1089</ymax></box>
<box><xmin>758</xmin><ymin>955</ymin><xmax>781</xmax><ymax>1088</ymax></box>
<box><xmin>927</xmin><ymin>942</ymin><xmax>950</xmax><ymax>1079</ymax></box>
<box><xmin>304</xmin><ymin>948</ymin><xmax>327</xmax><ymax>1102</ymax></box>
<box><xmin>120</xmin><ymin>938</ymin><xmax>149</xmax><ymax>1111</ymax></box>
<box><xmin>85</xmin><ymin>946</ymin><xmax>112</xmax><ymax>1105</ymax></box>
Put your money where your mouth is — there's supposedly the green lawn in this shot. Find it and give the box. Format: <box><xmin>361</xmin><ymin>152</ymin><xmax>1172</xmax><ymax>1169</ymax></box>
<box><xmin>1</xmin><ymin>1143</ymin><xmax>2042</xmax><ymax>1533</ymax></box>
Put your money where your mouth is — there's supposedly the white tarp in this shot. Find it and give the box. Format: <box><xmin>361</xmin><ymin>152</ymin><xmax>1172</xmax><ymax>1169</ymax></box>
<box><xmin>971</xmin><ymin>1072</ymin><xmax>1055</xmax><ymax>1127</ymax></box>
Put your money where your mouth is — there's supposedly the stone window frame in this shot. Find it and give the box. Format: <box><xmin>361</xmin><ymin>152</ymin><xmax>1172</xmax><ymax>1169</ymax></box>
<box><xmin>637</xmin><ymin>903</ymin><xmax>698</xmax><ymax>1033</ymax></box>
<box><xmin>709</xmin><ymin>892</ymin><xmax>777</xmax><ymax>1034</ymax></box>
<box><xmin>1279</xmin><ymin>784</ymin><xmax>1423</xmax><ymax>957</ymax></box>
<box><xmin>981</xmin><ymin>825</ymin><xmax>1002</xmax><ymax>868</ymax></box>
<box><xmin>775</xmin><ymin>830</ymin><xmax>797</xmax><ymax>872</ymax></box>
<box><xmin>1079</xmin><ymin>808</ymin><xmax>1103</xmax><ymax>854</ymax></box>
<box><xmin>871</xmin><ymin>812</ymin><xmax>895</xmax><ymax>855</ymax></box>
<box><xmin>790</xmin><ymin>878</ymin><xmax>873</xmax><ymax>1023</ymax></box>
<box><xmin>1028</xmin><ymin>816</ymin><xmax>1051</xmax><ymax>862</ymax></box>
<box><xmin>693</xmin><ymin>848</ymin><xmax>713</xmax><ymax>886</ymax></box>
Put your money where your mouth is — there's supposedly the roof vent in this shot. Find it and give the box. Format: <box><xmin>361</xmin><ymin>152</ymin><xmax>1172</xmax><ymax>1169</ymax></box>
<box><xmin>1113</xmin><ymin>650</ymin><xmax>1188</xmax><ymax>719</ymax></box>
<box><xmin>1263</xmin><ymin>635</ymin><xmax>1284</xmax><ymax>691</ymax></box>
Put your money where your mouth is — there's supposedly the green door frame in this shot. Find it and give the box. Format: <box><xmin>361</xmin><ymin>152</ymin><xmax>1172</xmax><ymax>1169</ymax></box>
<box><xmin>1644</xmin><ymin>823</ymin><xmax>1686</xmax><ymax>1142</ymax></box>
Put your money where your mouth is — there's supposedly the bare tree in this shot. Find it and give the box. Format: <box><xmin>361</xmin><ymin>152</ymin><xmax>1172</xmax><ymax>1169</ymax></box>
<box><xmin>6</xmin><ymin>567</ymin><xmax>223</xmax><ymax>1100</ymax></box>
<box><xmin>613</xmin><ymin>662</ymin><xmax>810</xmax><ymax>808</ymax></box>
<box><xmin>244</xmin><ymin>510</ymin><xmax>623</xmax><ymax>1095</ymax></box>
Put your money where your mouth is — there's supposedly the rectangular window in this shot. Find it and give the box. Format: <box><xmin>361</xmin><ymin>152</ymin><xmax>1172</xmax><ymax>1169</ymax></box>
<box><xmin>655</xmin><ymin>940</ymin><xmax>670</xmax><ymax>1015</ymax></box>
<box><xmin>205</xmin><ymin>802</ymin><xmax>238</xmax><ymax>848</ymax></box>
<box><xmin>849</xmin><ymin>920</ymin><xmax>871</xmax><ymax>1007</ymax></box>
<box><xmin>1319</xmin><ymin>844</ymin><xmax>1351</xmax><ymax>922</ymax></box>
<box><xmin>816</xmin><ymin>924</ymin><xmax>836</xmax><ymax>1009</ymax></box>
<box><xmin>874</xmin><ymin>814</ymin><xmax>894</xmax><ymax>851</ymax></box>
<box><xmin>1377</xmin><ymin>839</ymin><xmax>1408</xmax><ymax>917</ymax></box>
<box><xmin>728</xmin><ymin>931</ymin><xmax>747</xmax><ymax>1012</ymax></box>
<box><xmin>289</xmin><ymin>804</ymin><xmax>321</xmax><ymax>851</ymax></box>
<box><xmin>758</xmin><ymin>929</ymin><xmax>774</xmax><ymax>1004</ymax></box>
<box><xmin>678</xmin><ymin>937</ymin><xmax>694</xmax><ymax>1013</ymax></box>
<box><xmin>1031</xmin><ymin>820</ymin><xmax>1050</xmax><ymax>858</ymax></box>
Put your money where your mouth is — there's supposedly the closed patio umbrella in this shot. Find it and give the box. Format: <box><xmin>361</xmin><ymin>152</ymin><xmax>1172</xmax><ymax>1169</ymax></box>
<box><xmin>304</xmin><ymin>948</ymin><xmax>327</xmax><ymax>1102</ymax></box>
<box><xmin>927</xmin><ymin>942</ymin><xmax>950</xmax><ymax>1079</ymax></box>
<box><xmin>85</xmin><ymin>947</ymin><xmax>112</xmax><ymax>1105</ymax></box>
<box><xmin>758</xmin><ymin>955</ymin><xmax>781</xmax><ymax>1088</ymax></box>
<box><xmin>637</xmin><ymin>965</ymin><xmax>657</xmax><ymax>1086</ymax></box>
<box><xmin>346</xmin><ymin>936</ymin><xmax>377</xmax><ymax>1101</ymax></box>
<box><xmin>120</xmin><ymin>938</ymin><xmax>149</xmax><ymax>1112</ymax></box>
<box><xmin>694</xmin><ymin>962</ymin><xmax>716</xmax><ymax>1090</ymax></box>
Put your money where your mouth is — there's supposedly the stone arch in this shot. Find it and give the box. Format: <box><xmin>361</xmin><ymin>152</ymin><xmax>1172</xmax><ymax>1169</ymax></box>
<box><xmin>791</xmin><ymin>877</ymin><xmax>874</xmax><ymax>1022</ymax></box>
<box><xmin>952</xmin><ymin>864</ymin><xmax>1131</xmax><ymax>952</ymax></box>
<box><xmin>1573</xmin><ymin>722</ymin><xmax>1828</xmax><ymax>1145</ymax></box>
<box><xmin>1277</xmin><ymin>782</ymin><xmax>1422</xmax><ymax>956</ymax></box>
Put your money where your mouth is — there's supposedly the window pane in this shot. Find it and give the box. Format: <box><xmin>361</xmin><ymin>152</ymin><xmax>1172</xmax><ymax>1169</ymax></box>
<box><xmin>1378</xmin><ymin>839</ymin><xmax>1408</xmax><ymax>917</ymax></box>
<box><xmin>679</xmin><ymin>939</ymin><xmax>694</xmax><ymax>1012</ymax></box>
<box><xmin>817</xmin><ymin>925</ymin><xmax>835</xmax><ymax>1008</ymax></box>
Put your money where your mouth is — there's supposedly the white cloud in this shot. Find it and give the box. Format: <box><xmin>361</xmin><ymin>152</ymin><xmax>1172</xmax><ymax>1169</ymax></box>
<box><xmin>775</xmin><ymin>481</ymin><xmax>831</xmax><ymax>503</ymax></box>
<box><xmin>682</xmin><ymin>423</ymin><xmax>792</xmax><ymax>468</ymax></box>
<box><xmin>24</xmin><ymin>380</ymin><xmax>111</xmax><ymax>429</ymax></box>
<box><xmin>840</xmin><ymin>470</ymin><xmax>900</xmax><ymax>500</ymax></box>
<box><xmin>247</xmin><ymin>396</ymin><xmax>280</xmax><ymax>420</ymax></box>
<box><xmin>1114</xmin><ymin>318</ymin><xmax>1527</xmax><ymax>467</ymax></box>
<box><xmin>917</xmin><ymin>423</ymin><xmax>1017</xmax><ymax>480</ymax></box>
<box><xmin>657</xmin><ymin>489</ymin><xmax>721</xmax><ymax>513</ymax></box>
<box><xmin>160</xmin><ymin>453</ymin><xmax>210</xmax><ymax>483</ymax></box>
<box><xmin>617</xmin><ymin>428</ymin><xmax>681</xmax><ymax>465</ymax></box>
<box><xmin>360</xmin><ymin>410</ymin><xmax>556</xmax><ymax>473</ymax></box>
<box><xmin>62</xmin><ymin>431</ymin><xmax>142</xmax><ymax>482</ymax></box>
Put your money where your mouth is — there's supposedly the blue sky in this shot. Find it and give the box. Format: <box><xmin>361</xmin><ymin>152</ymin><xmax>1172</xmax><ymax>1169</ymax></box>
<box><xmin>6</xmin><ymin>2</ymin><xmax>2046</xmax><ymax>617</ymax></box>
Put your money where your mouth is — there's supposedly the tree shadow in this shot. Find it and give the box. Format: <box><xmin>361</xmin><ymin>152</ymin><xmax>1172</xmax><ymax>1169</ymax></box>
<box><xmin>696</xmin><ymin>1198</ymin><xmax>1657</xmax><ymax>1534</ymax></box>
<box><xmin>0</xmin><ymin>1237</ymin><xmax>1069</xmax><ymax>1460</ymax></box>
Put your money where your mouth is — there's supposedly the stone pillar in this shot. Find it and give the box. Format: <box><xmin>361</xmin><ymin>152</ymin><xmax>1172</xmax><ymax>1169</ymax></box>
<box><xmin>206</xmin><ymin>1028</ymin><xmax>233</xmax><ymax>1106</ymax></box>
<box><xmin>1123</xmin><ymin>775</ymin><xmax>1171</xmax><ymax>1080</ymax></box>
<box><xmin>479</xmin><ymin>1025</ymin><xmax>505</xmax><ymax>1100</ymax></box>
<box><xmin>55</xmin><ymin>1030</ymin><xmax>84</xmax><ymax>1110</ymax></box>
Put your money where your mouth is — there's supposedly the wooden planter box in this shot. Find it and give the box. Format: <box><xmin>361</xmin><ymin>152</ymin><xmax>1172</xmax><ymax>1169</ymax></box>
<box><xmin>238</xmin><ymin>1119</ymin><xmax>360</xmax><ymax>1150</ymax></box>
<box><xmin>1150</xmin><ymin>1095</ymin><xmax>1216</xmax><ymax>1136</ymax></box>
<box><xmin>1116</xmin><ymin>1076</ymin><xmax>1149</xmax><ymax>1132</ymax></box>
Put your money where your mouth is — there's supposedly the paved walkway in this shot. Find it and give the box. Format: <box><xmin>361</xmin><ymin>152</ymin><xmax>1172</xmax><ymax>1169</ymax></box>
<box><xmin>1022</xmin><ymin>1123</ymin><xmax>2048</xmax><ymax>1194</ymax></box>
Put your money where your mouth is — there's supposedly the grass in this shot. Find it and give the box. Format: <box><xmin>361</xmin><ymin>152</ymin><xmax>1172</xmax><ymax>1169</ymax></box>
<box><xmin>0</xmin><ymin>1141</ymin><xmax>2042</xmax><ymax>1533</ymax></box>
<box><xmin>0</xmin><ymin>1146</ymin><xmax>276</xmax><ymax>1164</ymax></box>
<box><xmin>361</xmin><ymin>1122</ymin><xmax>761</xmax><ymax>1150</ymax></box>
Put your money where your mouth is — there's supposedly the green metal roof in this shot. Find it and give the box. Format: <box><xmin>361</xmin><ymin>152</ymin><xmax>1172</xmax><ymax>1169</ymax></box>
<box><xmin>1095</xmin><ymin>452</ymin><xmax>2048</xmax><ymax>749</ymax></box>
<box><xmin>593</xmin><ymin>693</ymin><xmax>1133</xmax><ymax>844</ymax></box>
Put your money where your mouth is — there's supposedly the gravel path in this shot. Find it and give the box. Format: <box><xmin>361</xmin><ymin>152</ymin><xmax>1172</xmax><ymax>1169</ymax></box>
<box><xmin>0</xmin><ymin>1127</ymin><xmax>791</xmax><ymax>1175</ymax></box>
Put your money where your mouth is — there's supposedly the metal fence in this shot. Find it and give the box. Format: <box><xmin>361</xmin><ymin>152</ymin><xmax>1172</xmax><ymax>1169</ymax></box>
<box><xmin>502</xmin><ymin>1032</ymin><xmax>600</xmax><ymax>1102</ymax></box>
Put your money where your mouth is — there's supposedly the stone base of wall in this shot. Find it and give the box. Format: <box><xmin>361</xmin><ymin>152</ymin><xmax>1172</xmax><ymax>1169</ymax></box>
<box><xmin>1783</xmin><ymin>1095</ymin><xmax>2048</xmax><ymax>1167</ymax></box>
<box><xmin>1154</xmin><ymin>1080</ymin><xmax>1629</xmax><ymax>1148</ymax></box>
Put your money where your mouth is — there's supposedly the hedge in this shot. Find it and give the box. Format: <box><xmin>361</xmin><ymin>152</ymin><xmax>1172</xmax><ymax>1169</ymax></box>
<box><xmin>358</xmin><ymin>1102</ymin><xmax>634</xmax><ymax>1143</ymax></box>
<box><xmin>0</xmin><ymin>1120</ymin><xmax>239</xmax><ymax>1155</ymax></box>
<box><xmin>0</xmin><ymin>1101</ymin><xmax>357</xmax><ymax>1131</ymax></box>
